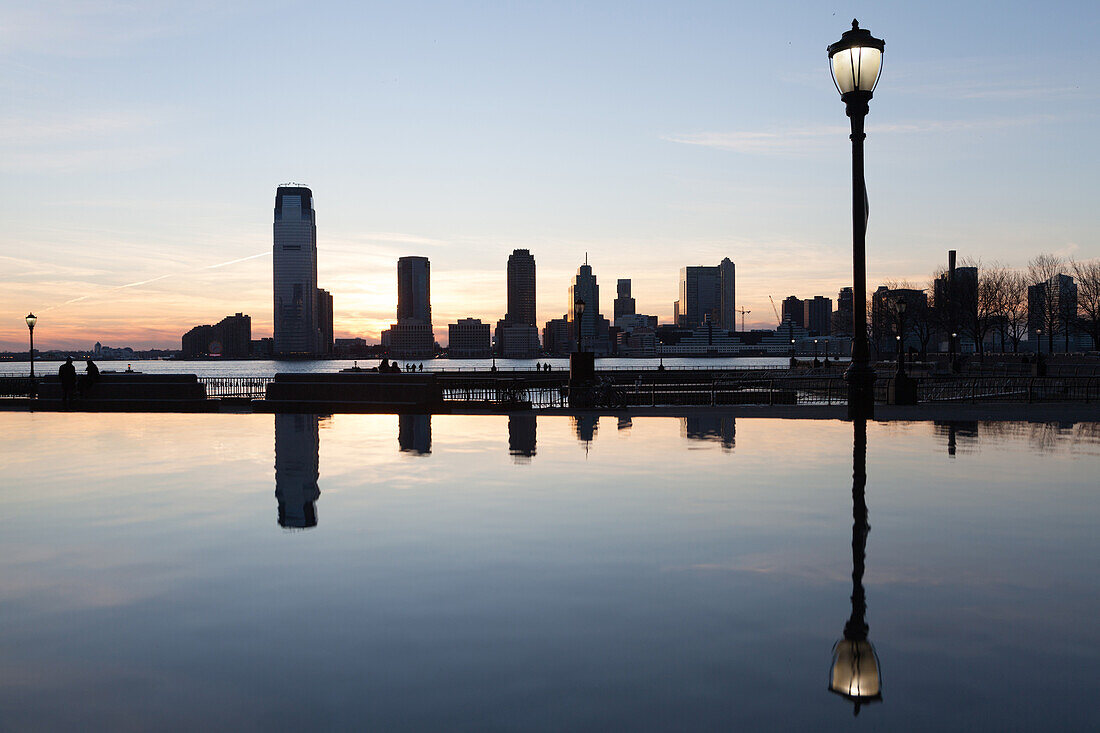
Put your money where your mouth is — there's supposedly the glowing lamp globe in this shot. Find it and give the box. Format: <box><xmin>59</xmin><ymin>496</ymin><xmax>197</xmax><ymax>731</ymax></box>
<box><xmin>829</xmin><ymin>638</ymin><xmax>882</xmax><ymax>712</ymax></box>
<box><xmin>828</xmin><ymin>20</ymin><xmax>885</xmax><ymax>97</ymax></box>
<box><xmin>26</xmin><ymin>313</ymin><xmax>37</xmax><ymax>329</ymax></box>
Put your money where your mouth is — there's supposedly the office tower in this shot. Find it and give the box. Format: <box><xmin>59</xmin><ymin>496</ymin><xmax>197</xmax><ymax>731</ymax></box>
<box><xmin>675</xmin><ymin>259</ymin><xmax>735</xmax><ymax>329</ymax></box>
<box><xmin>569</xmin><ymin>261</ymin><xmax>611</xmax><ymax>354</ymax></box>
<box><xmin>506</xmin><ymin>249</ymin><xmax>536</xmax><ymax>325</ymax></box>
<box><xmin>274</xmin><ymin>413</ymin><xmax>320</xmax><ymax>529</ymax></box>
<box><xmin>1029</xmin><ymin>274</ymin><xmax>1078</xmax><ymax>352</ymax></box>
<box><xmin>448</xmin><ymin>318</ymin><xmax>492</xmax><ymax>357</ymax></box>
<box><xmin>614</xmin><ymin>279</ymin><xmax>636</xmax><ymax>322</ymax></box>
<box><xmin>397</xmin><ymin>256</ymin><xmax>431</xmax><ymax>324</ymax></box>
<box><xmin>803</xmin><ymin>296</ymin><xmax>833</xmax><ymax>336</ymax></box>
<box><xmin>835</xmin><ymin>287</ymin><xmax>855</xmax><ymax>335</ymax></box>
<box><xmin>273</xmin><ymin>185</ymin><xmax>320</xmax><ymax>356</ymax></box>
<box><xmin>718</xmin><ymin>258</ymin><xmax>736</xmax><ymax>331</ymax></box>
<box><xmin>386</xmin><ymin>256</ymin><xmax>434</xmax><ymax>359</ymax></box>
<box><xmin>872</xmin><ymin>286</ymin><xmax>927</xmax><ymax>354</ymax></box>
<box><xmin>316</xmin><ymin>289</ymin><xmax>333</xmax><ymax>356</ymax></box>
<box><xmin>496</xmin><ymin>249</ymin><xmax>541</xmax><ymax>357</ymax></box>
<box><xmin>782</xmin><ymin>296</ymin><xmax>805</xmax><ymax>328</ymax></box>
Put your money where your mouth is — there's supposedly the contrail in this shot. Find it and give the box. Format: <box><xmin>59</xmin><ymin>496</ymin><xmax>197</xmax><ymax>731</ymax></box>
<box><xmin>42</xmin><ymin>251</ymin><xmax>272</xmax><ymax>312</ymax></box>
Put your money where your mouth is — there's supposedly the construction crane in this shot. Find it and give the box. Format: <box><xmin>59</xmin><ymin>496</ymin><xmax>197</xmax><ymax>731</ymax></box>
<box><xmin>768</xmin><ymin>295</ymin><xmax>781</xmax><ymax>326</ymax></box>
<box><xmin>735</xmin><ymin>307</ymin><xmax>751</xmax><ymax>333</ymax></box>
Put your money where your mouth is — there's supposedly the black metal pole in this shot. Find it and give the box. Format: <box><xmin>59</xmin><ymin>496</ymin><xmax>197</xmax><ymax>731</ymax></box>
<box><xmin>844</xmin><ymin>94</ymin><xmax>875</xmax><ymax>419</ymax></box>
<box><xmin>28</xmin><ymin>325</ymin><xmax>35</xmax><ymax>380</ymax></box>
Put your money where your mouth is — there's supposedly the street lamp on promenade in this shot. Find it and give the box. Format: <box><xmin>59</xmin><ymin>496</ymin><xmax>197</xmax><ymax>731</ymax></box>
<box><xmin>25</xmin><ymin>313</ymin><xmax>37</xmax><ymax>381</ymax></box>
<box><xmin>829</xmin><ymin>19</ymin><xmax>884</xmax><ymax>420</ymax></box>
<box><xmin>891</xmin><ymin>298</ymin><xmax>907</xmax><ymax>377</ymax></box>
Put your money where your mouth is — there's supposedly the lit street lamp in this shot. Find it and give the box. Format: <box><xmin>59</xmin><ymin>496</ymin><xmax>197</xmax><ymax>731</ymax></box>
<box><xmin>25</xmin><ymin>313</ymin><xmax>37</xmax><ymax>381</ymax></box>
<box><xmin>829</xmin><ymin>19</ymin><xmax>884</xmax><ymax>420</ymax></box>
<box><xmin>891</xmin><ymin>298</ymin><xmax>907</xmax><ymax>377</ymax></box>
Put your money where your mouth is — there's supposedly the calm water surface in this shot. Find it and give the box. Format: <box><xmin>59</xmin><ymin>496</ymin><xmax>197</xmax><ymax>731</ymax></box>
<box><xmin>3</xmin><ymin>355</ymin><xmax>845</xmax><ymax>377</ymax></box>
<box><xmin>1</xmin><ymin>414</ymin><xmax>1097</xmax><ymax>731</ymax></box>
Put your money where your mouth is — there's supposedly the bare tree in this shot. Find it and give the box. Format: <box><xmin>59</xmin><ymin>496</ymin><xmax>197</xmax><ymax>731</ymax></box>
<box><xmin>1028</xmin><ymin>253</ymin><xmax>1065</xmax><ymax>353</ymax></box>
<box><xmin>974</xmin><ymin>263</ymin><xmax>1010</xmax><ymax>358</ymax></box>
<box><xmin>1072</xmin><ymin>258</ymin><xmax>1100</xmax><ymax>349</ymax></box>
<box><xmin>1003</xmin><ymin>269</ymin><xmax>1029</xmax><ymax>353</ymax></box>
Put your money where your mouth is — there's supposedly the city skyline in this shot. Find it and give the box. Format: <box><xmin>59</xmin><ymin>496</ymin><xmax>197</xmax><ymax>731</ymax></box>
<box><xmin>2</xmin><ymin>3</ymin><xmax>1098</xmax><ymax>349</ymax></box>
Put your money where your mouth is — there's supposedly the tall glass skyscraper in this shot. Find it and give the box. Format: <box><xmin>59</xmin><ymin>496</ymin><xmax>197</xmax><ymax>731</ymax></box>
<box><xmin>273</xmin><ymin>185</ymin><xmax>320</xmax><ymax>356</ymax></box>
<box><xmin>397</xmin><ymin>256</ymin><xmax>431</xmax><ymax>324</ymax></box>
<box><xmin>506</xmin><ymin>249</ymin><xmax>536</xmax><ymax>326</ymax></box>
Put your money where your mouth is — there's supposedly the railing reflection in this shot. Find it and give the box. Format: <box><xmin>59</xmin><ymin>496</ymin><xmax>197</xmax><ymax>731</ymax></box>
<box><xmin>274</xmin><ymin>413</ymin><xmax>321</xmax><ymax>529</ymax></box>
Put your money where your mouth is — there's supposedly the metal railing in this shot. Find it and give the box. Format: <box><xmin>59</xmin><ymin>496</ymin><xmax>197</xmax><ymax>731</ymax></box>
<box><xmin>197</xmin><ymin>376</ymin><xmax>272</xmax><ymax>399</ymax></box>
<box><xmin>0</xmin><ymin>376</ymin><xmax>36</xmax><ymax>398</ymax></box>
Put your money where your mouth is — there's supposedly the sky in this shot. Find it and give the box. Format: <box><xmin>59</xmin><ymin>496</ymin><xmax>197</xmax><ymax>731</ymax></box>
<box><xmin>1</xmin><ymin>0</ymin><xmax>1098</xmax><ymax>350</ymax></box>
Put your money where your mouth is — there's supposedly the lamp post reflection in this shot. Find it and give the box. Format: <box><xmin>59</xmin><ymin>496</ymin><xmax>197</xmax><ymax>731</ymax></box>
<box><xmin>829</xmin><ymin>417</ymin><xmax>882</xmax><ymax>714</ymax></box>
<box><xmin>274</xmin><ymin>414</ymin><xmax>321</xmax><ymax>529</ymax></box>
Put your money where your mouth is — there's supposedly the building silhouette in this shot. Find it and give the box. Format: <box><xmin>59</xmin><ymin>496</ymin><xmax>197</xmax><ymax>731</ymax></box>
<box><xmin>496</xmin><ymin>249</ymin><xmax>541</xmax><ymax>357</ymax></box>
<box><xmin>1028</xmin><ymin>273</ymin><xmax>1078</xmax><ymax>352</ymax></box>
<box><xmin>398</xmin><ymin>414</ymin><xmax>432</xmax><ymax>455</ymax></box>
<box><xmin>573</xmin><ymin>414</ymin><xmax>598</xmax><ymax>443</ymax></box>
<box><xmin>872</xmin><ymin>286</ymin><xmax>927</xmax><ymax>354</ymax></box>
<box><xmin>804</xmin><ymin>296</ymin><xmax>833</xmax><ymax>336</ymax></box>
<box><xmin>182</xmin><ymin>312</ymin><xmax>251</xmax><ymax>357</ymax></box>
<box><xmin>317</xmin><ymin>288</ymin><xmax>334</xmax><ymax>356</ymax></box>
<box><xmin>568</xmin><ymin>261</ymin><xmax>611</xmax><ymax>354</ymax></box>
<box><xmin>384</xmin><ymin>256</ymin><xmax>434</xmax><ymax>359</ymax></box>
<box><xmin>614</xmin><ymin>279</ymin><xmax>636</xmax><ymax>322</ymax></box>
<box><xmin>449</xmin><ymin>318</ymin><xmax>492</xmax><ymax>357</ymax></box>
<box><xmin>274</xmin><ymin>413</ymin><xmax>320</xmax><ymax>529</ymax></box>
<box><xmin>834</xmin><ymin>287</ymin><xmax>855</xmax><ymax>336</ymax></box>
<box><xmin>782</xmin><ymin>296</ymin><xmax>805</xmax><ymax>328</ymax></box>
<box><xmin>508</xmin><ymin>414</ymin><xmax>537</xmax><ymax>462</ymax></box>
<box><xmin>675</xmin><ymin>258</ymin><xmax>736</xmax><ymax>330</ymax></box>
<box><xmin>273</xmin><ymin>185</ymin><xmax>321</xmax><ymax>356</ymax></box>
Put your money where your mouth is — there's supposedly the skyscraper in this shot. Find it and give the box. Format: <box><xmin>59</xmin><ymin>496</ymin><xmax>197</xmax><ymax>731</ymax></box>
<box><xmin>803</xmin><ymin>295</ymin><xmax>833</xmax><ymax>336</ymax></box>
<box><xmin>614</xmin><ymin>279</ymin><xmax>636</xmax><ymax>323</ymax></box>
<box><xmin>506</xmin><ymin>249</ymin><xmax>536</xmax><ymax>325</ymax></box>
<box><xmin>782</xmin><ymin>296</ymin><xmax>805</xmax><ymax>328</ymax></box>
<box><xmin>496</xmin><ymin>249</ymin><xmax>541</xmax><ymax>358</ymax></box>
<box><xmin>718</xmin><ymin>258</ymin><xmax>736</xmax><ymax>331</ymax></box>
<box><xmin>675</xmin><ymin>259</ymin><xmax>736</xmax><ymax>329</ymax></box>
<box><xmin>316</xmin><ymin>288</ymin><xmax>333</xmax><ymax>356</ymax></box>
<box><xmin>569</xmin><ymin>261</ymin><xmax>611</xmax><ymax>354</ymax></box>
<box><xmin>273</xmin><ymin>185</ymin><xmax>320</xmax><ymax>356</ymax></box>
<box><xmin>397</xmin><ymin>256</ymin><xmax>431</xmax><ymax>324</ymax></box>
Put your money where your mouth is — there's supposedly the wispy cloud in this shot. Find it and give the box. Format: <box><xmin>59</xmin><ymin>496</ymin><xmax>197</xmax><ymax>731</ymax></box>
<box><xmin>665</xmin><ymin>115</ymin><xmax>1061</xmax><ymax>155</ymax></box>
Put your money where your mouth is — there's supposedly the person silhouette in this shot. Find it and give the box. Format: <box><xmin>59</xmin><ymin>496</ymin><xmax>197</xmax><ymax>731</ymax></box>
<box><xmin>79</xmin><ymin>359</ymin><xmax>101</xmax><ymax>397</ymax></box>
<box><xmin>418</xmin><ymin>363</ymin><xmax>423</xmax><ymax>372</ymax></box>
<box><xmin>58</xmin><ymin>357</ymin><xmax>76</xmax><ymax>405</ymax></box>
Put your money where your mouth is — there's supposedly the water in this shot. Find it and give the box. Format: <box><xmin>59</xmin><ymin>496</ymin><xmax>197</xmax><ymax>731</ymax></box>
<box><xmin>1</xmin><ymin>414</ymin><xmax>1097</xmax><ymax>731</ymax></box>
<box><xmin>2</xmin><ymin>355</ymin><xmax>846</xmax><ymax>378</ymax></box>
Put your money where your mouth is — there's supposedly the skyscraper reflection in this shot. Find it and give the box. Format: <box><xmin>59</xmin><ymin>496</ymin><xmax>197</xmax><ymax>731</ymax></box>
<box><xmin>573</xmin><ymin>415</ymin><xmax>599</xmax><ymax>444</ymax></box>
<box><xmin>508</xmin><ymin>414</ymin><xmax>537</xmax><ymax>463</ymax></box>
<box><xmin>680</xmin><ymin>415</ymin><xmax>735</xmax><ymax>451</ymax></box>
<box><xmin>274</xmin><ymin>413</ymin><xmax>320</xmax><ymax>529</ymax></box>
<box><xmin>399</xmin><ymin>414</ymin><xmax>432</xmax><ymax>455</ymax></box>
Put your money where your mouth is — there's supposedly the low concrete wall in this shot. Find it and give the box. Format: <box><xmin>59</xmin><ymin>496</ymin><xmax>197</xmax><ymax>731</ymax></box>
<box><xmin>31</xmin><ymin>373</ymin><xmax>211</xmax><ymax>411</ymax></box>
<box><xmin>257</xmin><ymin>373</ymin><xmax>443</xmax><ymax>413</ymax></box>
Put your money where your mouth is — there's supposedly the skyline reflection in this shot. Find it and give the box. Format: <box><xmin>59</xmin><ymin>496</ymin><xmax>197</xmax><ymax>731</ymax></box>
<box><xmin>274</xmin><ymin>413</ymin><xmax>320</xmax><ymax>529</ymax></box>
<box><xmin>399</xmin><ymin>414</ymin><xmax>432</xmax><ymax>455</ymax></box>
<box><xmin>508</xmin><ymin>414</ymin><xmax>537</xmax><ymax>463</ymax></box>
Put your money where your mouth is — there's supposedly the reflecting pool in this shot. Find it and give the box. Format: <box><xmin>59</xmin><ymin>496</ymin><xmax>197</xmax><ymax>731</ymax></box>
<box><xmin>1</xmin><ymin>414</ymin><xmax>1098</xmax><ymax>731</ymax></box>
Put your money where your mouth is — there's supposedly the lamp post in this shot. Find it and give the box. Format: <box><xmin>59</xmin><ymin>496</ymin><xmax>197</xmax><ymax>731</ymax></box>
<box><xmin>25</xmin><ymin>313</ymin><xmax>37</xmax><ymax>381</ymax></box>
<box><xmin>950</xmin><ymin>331</ymin><xmax>958</xmax><ymax>372</ymax></box>
<box><xmin>829</xmin><ymin>19</ymin><xmax>884</xmax><ymax>420</ymax></box>
<box><xmin>829</xmin><ymin>417</ymin><xmax>882</xmax><ymax>715</ymax></box>
<box><xmin>892</xmin><ymin>298</ymin><xmax>907</xmax><ymax>377</ymax></box>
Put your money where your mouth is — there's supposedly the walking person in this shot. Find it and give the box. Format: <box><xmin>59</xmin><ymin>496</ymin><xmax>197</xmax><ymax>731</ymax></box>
<box><xmin>58</xmin><ymin>357</ymin><xmax>77</xmax><ymax>406</ymax></box>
